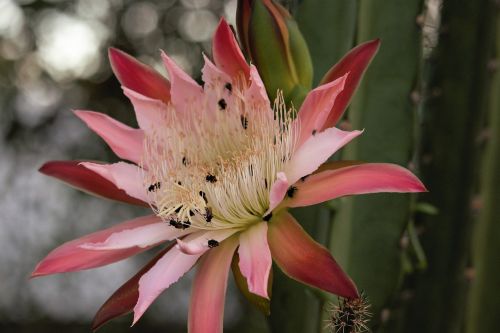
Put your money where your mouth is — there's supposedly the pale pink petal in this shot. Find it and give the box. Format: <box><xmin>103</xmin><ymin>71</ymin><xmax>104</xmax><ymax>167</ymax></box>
<box><xmin>39</xmin><ymin>160</ymin><xmax>147</xmax><ymax>206</ymax></box>
<box><xmin>266</xmin><ymin>172</ymin><xmax>289</xmax><ymax>214</ymax></box>
<box><xmin>295</xmin><ymin>74</ymin><xmax>348</xmax><ymax>147</ymax></box>
<box><xmin>287</xmin><ymin>163</ymin><xmax>427</xmax><ymax>207</ymax></box>
<box><xmin>175</xmin><ymin>228</ymin><xmax>240</xmax><ymax>255</ymax></box>
<box><xmin>245</xmin><ymin>65</ymin><xmax>270</xmax><ymax>107</ymax></box>
<box><xmin>212</xmin><ymin>18</ymin><xmax>250</xmax><ymax>80</ymax></box>
<box><xmin>202</xmin><ymin>54</ymin><xmax>232</xmax><ymax>87</ymax></box>
<box><xmin>238</xmin><ymin>222</ymin><xmax>272</xmax><ymax>299</ymax></box>
<box><xmin>161</xmin><ymin>51</ymin><xmax>203</xmax><ymax>113</ymax></box>
<box><xmin>74</xmin><ymin>110</ymin><xmax>144</xmax><ymax>164</ymax></box>
<box><xmin>268</xmin><ymin>212</ymin><xmax>358</xmax><ymax>298</ymax></box>
<box><xmin>32</xmin><ymin>215</ymin><xmax>161</xmax><ymax>277</ymax></box>
<box><xmin>188</xmin><ymin>235</ymin><xmax>239</xmax><ymax>333</ymax></box>
<box><xmin>81</xmin><ymin>222</ymin><xmax>190</xmax><ymax>250</ymax></box>
<box><xmin>80</xmin><ymin>162</ymin><xmax>148</xmax><ymax>203</ymax></box>
<box><xmin>123</xmin><ymin>87</ymin><xmax>167</xmax><ymax>133</ymax></box>
<box><xmin>286</xmin><ymin>127</ymin><xmax>363</xmax><ymax>185</ymax></box>
<box><xmin>133</xmin><ymin>247</ymin><xmax>203</xmax><ymax>324</ymax></box>
<box><xmin>201</xmin><ymin>55</ymin><xmax>233</xmax><ymax>117</ymax></box>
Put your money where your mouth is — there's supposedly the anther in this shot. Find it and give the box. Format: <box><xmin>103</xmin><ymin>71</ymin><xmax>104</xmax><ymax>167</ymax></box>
<box><xmin>240</xmin><ymin>115</ymin><xmax>248</xmax><ymax>129</ymax></box>
<box><xmin>199</xmin><ymin>191</ymin><xmax>208</xmax><ymax>203</ymax></box>
<box><xmin>174</xmin><ymin>205</ymin><xmax>183</xmax><ymax>213</ymax></box>
<box><xmin>208</xmin><ymin>239</ymin><xmax>219</xmax><ymax>248</ymax></box>
<box><xmin>312</xmin><ymin>129</ymin><xmax>317</xmax><ymax>136</ymax></box>
<box><xmin>182</xmin><ymin>156</ymin><xmax>189</xmax><ymax>166</ymax></box>
<box><xmin>224</xmin><ymin>82</ymin><xmax>232</xmax><ymax>92</ymax></box>
<box><xmin>218</xmin><ymin>98</ymin><xmax>227</xmax><ymax>110</ymax></box>
<box><xmin>148</xmin><ymin>182</ymin><xmax>161</xmax><ymax>192</ymax></box>
<box><xmin>287</xmin><ymin>186</ymin><xmax>297</xmax><ymax>198</ymax></box>
<box><xmin>204</xmin><ymin>207</ymin><xmax>213</xmax><ymax>223</ymax></box>
<box><xmin>264</xmin><ymin>178</ymin><xmax>268</xmax><ymax>189</ymax></box>
<box><xmin>206</xmin><ymin>173</ymin><xmax>217</xmax><ymax>183</ymax></box>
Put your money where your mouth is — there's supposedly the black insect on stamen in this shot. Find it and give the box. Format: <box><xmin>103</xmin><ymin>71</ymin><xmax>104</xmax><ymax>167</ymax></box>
<box><xmin>206</xmin><ymin>173</ymin><xmax>217</xmax><ymax>183</ymax></box>
<box><xmin>264</xmin><ymin>178</ymin><xmax>268</xmax><ymax>189</ymax></box>
<box><xmin>224</xmin><ymin>82</ymin><xmax>232</xmax><ymax>92</ymax></box>
<box><xmin>263</xmin><ymin>212</ymin><xmax>272</xmax><ymax>222</ymax></box>
<box><xmin>218</xmin><ymin>98</ymin><xmax>227</xmax><ymax>110</ymax></box>
<box><xmin>199</xmin><ymin>190</ymin><xmax>208</xmax><ymax>203</ymax></box>
<box><xmin>287</xmin><ymin>186</ymin><xmax>297</xmax><ymax>198</ymax></box>
<box><xmin>300</xmin><ymin>175</ymin><xmax>309</xmax><ymax>182</ymax></box>
<box><xmin>182</xmin><ymin>156</ymin><xmax>189</xmax><ymax>166</ymax></box>
<box><xmin>169</xmin><ymin>219</ymin><xmax>177</xmax><ymax>227</ymax></box>
<box><xmin>148</xmin><ymin>182</ymin><xmax>161</xmax><ymax>192</ymax></box>
<box><xmin>182</xmin><ymin>220</ymin><xmax>191</xmax><ymax>229</ymax></box>
<box><xmin>204</xmin><ymin>207</ymin><xmax>213</xmax><ymax>223</ymax></box>
<box><xmin>240</xmin><ymin>115</ymin><xmax>248</xmax><ymax>129</ymax></box>
<box><xmin>208</xmin><ymin>239</ymin><xmax>219</xmax><ymax>248</ymax></box>
<box><xmin>174</xmin><ymin>205</ymin><xmax>183</xmax><ymax>213</ymax></box>
<box><xmin>312</xmin><ymin>129</ymin><xmax>317</xmax><ymax>136</ymax></box>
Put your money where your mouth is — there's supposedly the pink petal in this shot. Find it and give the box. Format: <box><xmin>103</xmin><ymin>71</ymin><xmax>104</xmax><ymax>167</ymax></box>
<box><xmin>266</xmin><ymin>172</ymin><xmax>289</xmax><ymax>214</ymax></box>
<box><xmin>133</xmin><ymin>246</ymin><xmax>203</xmax><ymax>324</ymax></box>
<box><xmin>80</xmin><ymin>162</ymin><xmax>148</xmax><ymax>203</ymax></box>
<box><xmin>245</xmin><ymin>65</ymin><xmax>271</xmax><ymax>108</ymax></box>
<box><xmin>238</xmin><ymin>222</ymin><xmax>272</xmax><ymax>299</ymax></box>
<box><xmin>175</xmin><ymin>229</ymin><xmax>240</xmax><ymax>255</ymax></box>
<box><xmin>286</xmin><ymin>127</ymin><xmax>363</xmax><ymax>185</ymax></box>
<box><xmin>295</xmin><ymin>74</ymin><xmax>348</xmax><ymax>147</ymax></box>
<box><xmin>288</xmin><ymin>163</ymin><xmax>427</xmax><ymax>208</ymax></box>
<box><xmin>74</xmin><ymin>110</ymin><xmax>144</xmax><ymax>164</ymax></box>
<box><xmin>122</xmin><ymin>87</ymin><xmax>168</xmax><ymax>133</ymax></box>
<box><xmin>109</xmin><ymin>48</ymin><xmax>171</xmax><ymax>104</ymax></box>
<box><xmin>81</xmin><ymin>222</ymin><xmax>190</xmax><ymax>250</ymax></box>
<box><xmin>320</xmin><ymin>39</ymin><xmax>381</xmax><ymax>129</ymax></box>
<box><xmin>188</xmin><ymin>235</ymin><xmax>239</xmax><ymax>333</ymax></box>
<box><xmin>212</xmin><ymin>18</ymin><xmax>250</xmax><ymax>80</ymax></box>
<box><xmin>39</xmin><ymin>160</ymin><xmax>146</xmax><ymax>206</ymax></box>
<box><xmin>268</xmin><ymin>212</ymin><xmax>358</xmax><ymax>298</ymax></box>
<box><xmin>161</xmin><ymin>51</ymin><xmax>203</xmax><ymax>114</ymax></box>
<box><xmin>92</xmin><ymin>245</ymin><xmax>172</xmax><ymax>331</ymax></box>
<box><xmin>32</xmin><ymin>215</ymin><xmax>161</xmax><ymax>277</ymax></box>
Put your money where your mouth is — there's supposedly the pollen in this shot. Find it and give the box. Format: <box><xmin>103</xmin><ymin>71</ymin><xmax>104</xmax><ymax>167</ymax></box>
<box><xmin>141</xmin><ymin>75</ymin><xmax>298</xmax><ymax>231</ymax></box>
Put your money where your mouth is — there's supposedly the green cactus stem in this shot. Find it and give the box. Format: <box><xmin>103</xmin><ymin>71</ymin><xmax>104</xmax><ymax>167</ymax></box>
<box><xmin>466</xmin><ymin>5</ymin><xmax>500</xmax><ymax>332</ymax></box>
<box><xmin>327</xmin><ymin>0</ymin><xmax>423</xmax><ymax>330</ymax></box>
<box><xmin>399</xmin><ymin>0</ymin><xmax>497</xmax><ymax>332</ymax></box>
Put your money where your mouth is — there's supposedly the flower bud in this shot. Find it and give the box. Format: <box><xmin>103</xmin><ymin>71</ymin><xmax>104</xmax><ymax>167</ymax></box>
<box><xmin>237</xmin><ymin>0</ymin><xmax>313</xmax><ymax>107</ymax></box>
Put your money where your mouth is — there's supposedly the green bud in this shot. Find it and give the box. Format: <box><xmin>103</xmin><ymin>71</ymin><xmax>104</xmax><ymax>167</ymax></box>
<box><xmin>237</xmin><ymin>0</ymin><xmax>313</xmax><ymax>107</ymax></box>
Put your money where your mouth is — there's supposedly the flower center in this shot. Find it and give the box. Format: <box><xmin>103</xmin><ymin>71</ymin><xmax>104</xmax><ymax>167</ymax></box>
<box><xmin>142</xmin><ymin>77</ymin><xmax>297</xmax><ymax>231</ymax></box>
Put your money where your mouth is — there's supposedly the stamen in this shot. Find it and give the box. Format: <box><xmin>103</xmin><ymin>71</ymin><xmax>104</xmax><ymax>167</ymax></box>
<box><xmin>141</xmin><ymin>78</ymin><xmax>298</xmax><ymax>231</ymax></box>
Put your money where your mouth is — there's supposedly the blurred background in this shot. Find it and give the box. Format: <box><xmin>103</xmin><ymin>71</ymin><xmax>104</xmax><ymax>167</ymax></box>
<box><xmin>0</xmin><ymin>0</ymin><xmax>499</xmax><ymax>333</ymax></box>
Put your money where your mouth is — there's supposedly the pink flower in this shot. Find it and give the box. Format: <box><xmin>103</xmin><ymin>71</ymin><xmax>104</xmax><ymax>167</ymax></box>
<box><xmin>33</xmin><ymin>19</ymin><xmax>426</xmax><ymax>332</ymax></box>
